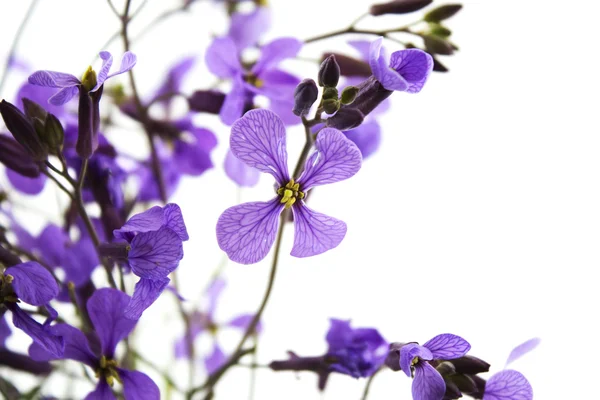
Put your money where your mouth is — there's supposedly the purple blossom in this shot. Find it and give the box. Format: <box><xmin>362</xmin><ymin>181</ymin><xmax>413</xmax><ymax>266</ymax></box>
<box><xmin>174</xmin><ymin>278</ymin><xmax>262</xmax><ymax>374</ymax></box>
<box><xmin>399</xmin><ymin>334</ymin><xmax>471</xmax><ymax>400</ymax></box>
<box><xmin>112</xmin><ymin>204</ymin><xmax>188</xmax><ymax>319</ymax></box>
<box><xmin>29</xmin><ymin>288</ymin><xmax>160</xmax><ymax>399</ymax></box>
<box><xmin>216</xmin><ymin>109</ymin><xmax>362</xmax><ymax>264</ymax></box>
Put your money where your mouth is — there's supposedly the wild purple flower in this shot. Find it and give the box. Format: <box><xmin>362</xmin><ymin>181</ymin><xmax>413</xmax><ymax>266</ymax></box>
<box><xmin>108</xmin><ymin>203</ymin><xmax>188</xmax><ymax>319</ymax></box>
<box><xmin>0</xmin><ymin>261</ymin><xmax>64</xmax><ymax>357</ymax></box>
<box><xmin>174</xmin><ymin>278</ymin><xmax>262</xmax><ymax>374</ymax></box>
<box><xmin>227</xmin><ymin>6</ymin><xmax>271</xmax><ymax>51</ymax></box>
<box><xmin>205</xmin><ymin>37</ymin><xmax>301</xmax><ymax>125</ymax></box>
<box><xmin>216</xmin><ymin>109</ymin><xmax>362</xmax><ymax>264</ymax></box>
<box><xmin>29</xmin><ymin>288</ymin><xmax>160</xmax><ymax>399</ymax></box>
<box><xmin>399</xmin><ymin>334</ymin><xmax>471</xmax><ymax>400</ymax></box>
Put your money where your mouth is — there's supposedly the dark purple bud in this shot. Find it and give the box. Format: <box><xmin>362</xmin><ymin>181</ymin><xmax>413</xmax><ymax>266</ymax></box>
<box><xmin>326</xmin><ymin>108</ymin><xmax>364</xmax><ymax>130</ymax></box>
<box><xmin>424</xmin><ymin>4</ymin><xmax>463</xmax><ymax>22</ymax></box>
<box><xmin>444</xmin><ymin>379</ymin><xmax>463</xmax><ymax>399</ymax></box>
<box><xmin>370</xmin><ymin>0</ymin><xmax>433</xmax><ymax>16</ymax></box>
<box><xmin>318</xmin><ymin>55</ymin><xmax>340</xmax><ymax>87</ymax></box>
<box><xmin>269</xmin><ymin>353</ymin><xmax>329</xmax><ymax>373</ymax></box>
<box><xmin>432</xmin><ymin>56</ymin><xmax>449</xmax><ymax>72</ymax></box>
<box><xmin>384</xmin><ymin>342</ymin><xmax>405</xmax><ymax>371</ymax></box>
<box><xmin>436</xmin><ymin>361</ymin><xmax>456</xmax><ymax>376</ymax></box>
<box><xmin>293</xmin><ymin>79</ymin><xmax>318</xmax><ymax>117</ymax></box>
<box><xmin>470</xmin><ymin>375</ymin><xmax>487</xmax><ymax>398</ymax></box>
<box><xmin>340</xmin><ymin>86</ymin><xmax>359</xmax><ymax>105</ymax></box>
<box><xmin>91</xmin><ymin>84</ymin><xmax>104</xmax><ymax>135</ymax></box>
<box><xmin>450</xmin><ymin>355</ymin><xmax>490</xmax><ymax>375</ymax></box>
<box><xmin>0</xmin><ymin>100</ymin><xmax>47</xmax><ymax>162</ymax></box>
<box><xmin>76</xmin><ymin>86</ymin><xmax>96</xmax><ymax>159</ymax></box>
<box><xmin>344</xmin><ymin>76</ymin><xmax>393</xmax><ymax>118</ymax></box>
<box><xmin>42</xmin><ymin>114</ymin><xmax>65</xmax><ymax>155</ymax></box>
<box><xmin>0</xmin><ymin>244</ymin><xmax>23</xmax><ymax>267</ymax></box>
<box><xmin>452</xmin><ymin>374</ymin><xmax>478</xmax><ymax>395</ymax></box>
<box><xmin>187</xmin><ymin>90</ymin><xmax>226</xmax><ymax>114</ymax></box>
<box><xmin>98</xmin><ymin>242</ymin><xmax>130</xmax><ymax>260</ymax></box>
<box><xmin>424</xmin><ymin>35</ymin><xmax>455</xmax><ymax>55</ymax></box>
<box><xmin>0</xmin><ymin>135</ymin><xmax>41</xmax><ymax>178</ymax></box>
<box><xmin>0</xmin><ymin>348</ymin><xmax>52</xmax><ymax>376</ymax></box>
<box><xmin>322</xmin><ymin>53</ymin><xmax>372</xmax><ymax>77</ymax></box>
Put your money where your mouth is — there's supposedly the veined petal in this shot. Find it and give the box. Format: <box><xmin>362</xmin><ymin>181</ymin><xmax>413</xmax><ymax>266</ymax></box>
<box><xmin>224</xmin><ymin>149</ymin><xmax>260</xmax><ymax>187</ymax></box>
<box><xmin>29</xmin><ymin>323</ymin><xmax>96</xmax><ymax>366</ymax></box>
<box><xmin>119</xmin><ymin>368</ymin><xmax>160</xmax><ymax>400</ymax></box>
<box><xmin>290</xmin><ymin>203</ymin><xmax>347</xmax><ymax>258</ymax></box>
<box><xmin>297</xmin><ymin>128</ymin><xmax>362</xmax><ymax>191</ymax></box>
<box><xmin>164</xmin><ymin>203</ymin><xmax>189</xmax><ymax>241</ymax></box>
<box><xmin>252</xmin><ymin>37</ymin><xmax>302</xmax><ymax>75</ymax></box>
<box><xmin>128</xmin><ymin>227</ymin><xmax>184</xmax><ymax>279</ymax></box>
<box><xmin>412</xmin><ymin>362</ymin><xmax>446</xmax><ymax>400</ymax></box>
<box><xmin>344</xmin><ymin>120</ymin><xmax>382</xmax><ymax>159</ymax></box>
<box><xmin>93</xmin><ymin>51</ymin><xmax>114</xmax><ymax>91</ymax></box>
<box><xmin>28</xmin><ymin>71</ymin><xmax>79</xmax><ymax>88</ymax></box>
<box><xmin>228</xmin><ymin>7</ymin><xmax>271</xmax><ymax>51</ymax></box>
<box><xmin>205</xmin><ymin>342</ymin><xmax>227</xmax><ymax>375</ymax></box>
<box><xmin>423</xmin><ymin>333</ymin><xmax>471</xmax><ymax>360</ymax></box>
<box><xmin>483</xmin><ymin>370</ymin><xmax>533</xmax><ymax>400</ymax></box>
<box><xmin>230</xmin><ymin>109</ymin><xmax>290</xmax><ymax>183</ymax></box>
<box><xmin>505</xmin><ymin>338</ymin><xmax>540</xmax><ymax>367</ymax></box>
<box><xmin>87</xmin><ymin>288</ymin><xmax>136</xmax><ymax>357</ymax></box>
<box><xmin>105</xmin><ymin>51</ymin><xmax>137</xmax><ymax>80</ymax></box>
<box><xmin>205</xmin><ymin>37</ymin><xmax>243</xmax><ymax>79</ymax></box>
<box><xmin>400</xmin><ymin>343</ymin><xmax>433</xmax><ymax>377</ymax></box>
<box><xmin>219</xmin><ymin>77</ymin><xmax>249</xmax><ymax>125</ymax></box>
<box><xmin>216</xmin><ymin>199</ymin><xmax>284</xmax><ymax>264</ymax></box>
<box><xmin>389</xmin><ymin>49</ymin><xmax>433</xmax><ymax>93</ymax></box>
<box><xmin>10</xmin><ymin>305</ymin><xmax>64</xmax><ymax>358</ymax></box>
<box><xmin>348</xmin><ymin>40</ymin><xmax>371</xmax><ymax>62</ymax></box>
<box><xmin>113</xmin><ymin>206</ymin><xmax>165</xmax><ymax>241</ymax></box>
<box><xmin>85</xmin><ymin>381</ymin><xmax>116</xmax><ymax>400</ymax></box>
<box><xmin>6</xmin><ymin>261</ymin><xmax>58</xmax><ymax>306</ymax></box>
<box><xmin>48</xmin><ymin>86</ymin><xmax>79</xmax><ymax>105</ymax></box>
<box><xmin>369</xmin><ymin>37</ymin><xmax>408</xmax><ymax>92</ymax></box>
<box><xmin>124</xmin><ymin>277</ymin><xmax>170</xmax><ymax>320</ymax></box>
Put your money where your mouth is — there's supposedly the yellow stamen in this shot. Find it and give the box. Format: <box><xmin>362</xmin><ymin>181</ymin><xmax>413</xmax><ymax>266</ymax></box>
<box><xmin>81</xmin><ymin>66</ymin><xmax>98</xmax><ymax>92</ymax></box>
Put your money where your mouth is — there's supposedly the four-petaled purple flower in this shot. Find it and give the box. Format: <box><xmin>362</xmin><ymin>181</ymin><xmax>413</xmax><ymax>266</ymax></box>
<box><xmin>216</xmin><ymin>109</ymin><xmax>362</xmax><ymax>264</ymax></box>
<box><xmin>399</xmin><ymin>334</ymin><xmax>471</xmax><ymax>400</ymax></box>
<box><xmin>29</xmin><ymin>288</ymin><xmax>160</xmax><ymax>399</ymax></box>
<box><xmin>111</xmin><ymin>203</ymin><xmax>189</xmax><ymax>319</ymax></box>
<box><xmin>174</xmin><ymin>278</ymin><xmax>262</xmax><ymax>374</ymax></box>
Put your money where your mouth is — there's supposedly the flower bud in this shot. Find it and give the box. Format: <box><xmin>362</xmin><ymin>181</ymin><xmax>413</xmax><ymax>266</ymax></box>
<box><xmin>384</xmin><ymin>342</ymin><xmax>405</xmax><ymax>371</ymax></box>
<box><xmin>21</xmin><ymin>98</ymin><xmax>47</xmax><ymax>122</ymax></box>
<box><xmin>293</xmin><ymin>79</ymin><xmax>318</xmax><ymax>117</ymax></box>
<box><xmin>326</xmin><ymin>108</ymin><xmax>364</xmax><ymax>131</ymax></box>
<box><xmin>42</xmin><ymin>113</ymin><xmax>65</xmax><ymax>155</ymax></box>
<box><xmin>0</xmin><ymin>244</ymin><xmax>23</xmax><ymax>267</ymax></box>
<box><xmin>80</xmin><ymin>66</ymin><xmax>98</xmax><ymax>92</ymax></box>
<box><xmin>77</xmin><ymin>86</ymin><xmax>96</xmax><ymax>159</ymax></box>
<box><xmin>187</xmin><ymin>90</ymin><xmax>226</xmax><ymax>114</ymax></box>
<box><xmin>318</xmin><ymin>55</ymin><xmax>340</xmax><ymax>87</ymax></box>
<box><xmin>322</xmin><ymin>53</ymin><xmax>371</xmax><ymax>77</ymax></box>
<box><xmin>0</xmin><ymin>100</ymin><xmax>47</xmax><ymax>162</ymax></box>
<box><xmin>449</xmin><ymin>355</ymin><xmax>490</xmax><ymax>375</ymax></box>
<box><xmin>322</xmin><ymin>98</ymin><xmax>340</xmax><ymax>115</ymax></box>
<box><xmin>423</xmin><ymin>35</ymin><xmax>454</xmax><ymax>55</ymax></box>
<box><xmin>370</xmin><ymin>0</ymin><xmax>433</xmax><ymax>16</ymax></box>
<box><xmin>346</xmin><ymin>76</ymin><xmax>393</xmax><ymax>117</ymax></box>
<box><xmin>340</xmin><ymin>86</ymin><xmax>359</xmax><ymax>105</ymax></box>
<box><xmin>322</xmin><ymin>87</ymin><xmax>338</xmax><ymax>101</ymax></box>
<box><xmin>424</xmin><ymin>4</ymin><xmax>463</xmax><ymax>22</ymax></box>
<box><xmin>430</xmin><ymin>23</ymin><xmax>452</xmax><ymax>38</ymax></box>
<box><xmin>432</xmin><ymin>56</ymin><xmax>449</xmax><ymax>72</ymax></box>
<box><xmin>0</xmin><ymin>135</ymin><xmax>41</xmax><ymax>178</ymax></box>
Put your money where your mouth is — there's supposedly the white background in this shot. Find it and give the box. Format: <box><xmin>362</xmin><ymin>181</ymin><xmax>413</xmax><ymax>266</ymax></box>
<box><xmin>1</xmin><ymin>0</ymin><xmax>599</xmax><ymax>399</ymax></box>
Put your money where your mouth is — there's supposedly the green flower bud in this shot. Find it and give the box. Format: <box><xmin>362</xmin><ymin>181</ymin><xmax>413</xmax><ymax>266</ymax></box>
<box><xmin>340</xmin><ymin>86</ymin><xmax>359</xmax><ymax>105</ymax></box>
<box><xmin>424</xmin><ymin>4</ymin><xmax>463</xmax><ymax>22</ymax></box>
<box><xmin>429</xmin><ymin>23</ymin><xmax>452</xmax><ymax>38</ymax></box>
<box><xmin>21</xmin><ymin>98</ymin><xmax>47</xmax><ymax>122</ymax></box>
<box><xmin>42</xmin><ymin>113</ymin><xmax>65</xmax><ymax>155</ymax></box>
<box><xmin>322</xmin><ymin>98</ymin><xmax>340</xmax><ymax>114</ymax></box>
<box><xmin>423</xmin><ymin>35</ymin><xmax>454</xmax><ymax>55</ymax></box>
<box><xmin>322</xmin><ymin>87</ymin><xmax>339</xmax><ymax>101</ymax></box>
<box><xmin>80</xmin><ymin>66</ymin><xmax>98</xmax><ymax>92</ymax></box>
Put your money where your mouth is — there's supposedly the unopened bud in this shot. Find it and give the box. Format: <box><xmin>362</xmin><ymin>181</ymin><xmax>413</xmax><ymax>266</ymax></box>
<box><xmin>0</xmin><ymin>100</ymin><xmax>47</xmax><ymax>161</ymax></box>
<box><xmin>430</xmin><ymin>23</ymin><xmax>452</xmax><ymax>38</ymax></box>
<box><xmin>0</xmin><ymin>135</ymin><xmax>41</xmax><ymax>178</ymax></box>
<box><xmin>432</xmin><ymin>56</ymin><xmax>449</xmax><ymax>72</ymax></box>
<box><xmin>0</xmin><ymin>244</ymin><xmax>23</xmax><ymax>267</ymax></box>
<box><xmin>340</xmin><ymin>86</ymin><xmax>359</xmax><ymax>105</ymax></box>
<box><xmin>76</xmin><ymin>86</ymin><xmax>96</xmax><ymax>159</ymax></box>
<box><xmin>423</xmin><ymin>35</ymin><xmax>454</xmax><ymax>55</ymax></box>
<box><xmin>21</xmin><ymin>98</ymin><xmax>48</xmax><ymax>122</ymax></box>
<box><xmin>322</xmin><ymin>87</ymin><xmax>338</xmax><ymax>102</ymax></box>
<box><xmin>450</xmin><ymin>356</ymin><xmax>490</xmax><ymax>375</ymax></box>
<box><xmin>318</xmin><ymin>55</ymin><xmax>340</xmax><ymax>87</ymax></box>
<box><xmin>322</xmin><ymin>53</ymin><xmax>372</xmax><ymax>77</ymax></box>
<box><xmin>424</xmin><ymin>4</ymin><xmax>463</xmax><ymax>22</ymax></box>
<box><xmin>81</xmin><ymin>66</ymin><xmax>98</xmax><ymax>92</ymax></box>
<box><xmin>293</xmin><ymin>79</ymin><xmax>318</xmax><ymax>116</ymax></box>
<box><xmin>187</xmin><ymin>90</ymin><xmax>226</xmax><ymax>114</ymax></box>
<box><xmin>452</xmin><ymin>374</ymin><xmax>478</xmax><ymax>395</ymax></box>
<box><xmin>322</xmin><ymin>98</ymin><xmax>340</xmax><ymax>115</ymax></box>
<box><xmin>326</xmin><ymin>107</ymin><xmax>364</xmax><ymax>131</ymax></box>
<box><xmin>43</xmin><ymin>113</ymin><xmax>65</xmax><ymax>154</ymax></box>
<box><xmin>370</xmin><ymin>0</ymin><xmax>433</xmax><ymax>16</ymax></box>
<box><xmin>384</xmin><ymin>342</ymin><xmax>406</xmax><ymax>371</ymax></box>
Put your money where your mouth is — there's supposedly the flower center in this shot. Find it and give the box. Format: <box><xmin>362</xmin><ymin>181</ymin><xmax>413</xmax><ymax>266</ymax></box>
<box><xmin>0</xmin><ymin>274</ymin><xmax>17</xmax><ymax>304</ymax></box>
<box><xmin>96</xmin><ymin>355</ymin><xmax>121</xmax><ymax>387</ymax></box>
<box><xmin>244</xmin><ymin>73</ymin><xmax>263</xmax><ymax>88</ymax></box>
<box><xmin>81</xmin><ymin>66</ymin><xmax>98</xmax><ymax>92</ymax></box>
<box><xmin>277</xmin><ymin>179</ymin><xmax>305</xmax><ymax>209</ymax></box>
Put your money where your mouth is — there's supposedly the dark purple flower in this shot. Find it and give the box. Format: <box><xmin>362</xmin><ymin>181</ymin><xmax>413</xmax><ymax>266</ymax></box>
<box><xmin>29</xmin><ymin>288</ymin><xmax>160</xmax><ymax>399</ymax></box>
<box><xmin>399</xmin><ymin>334</ymin><xmax>471</xmax><ymax>400</ymax></box>
<box><xmin>111</xmin><ymin>204</ymin><xmax>188</xmax><ymax>319</ymax></box>
<box><xmin>1</xmin><ymin>261</ymin><xmax>64</xmax><ymax>357</ymax></box>
<box><xmin>174</xmin><ymin>278</ymin><xmax>262</xmax><ymax>374</ymax></box>
<box><xmin>216</xmin><ymin>109</ymin><xmax>362</xmax><ymax>264</ymax></box>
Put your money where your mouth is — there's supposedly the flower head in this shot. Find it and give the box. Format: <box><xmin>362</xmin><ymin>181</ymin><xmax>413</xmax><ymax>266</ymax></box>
<box><xmin>216</xmin><ymin>109</ymin><xmax>362</xmax><ymax>264</ymax></box>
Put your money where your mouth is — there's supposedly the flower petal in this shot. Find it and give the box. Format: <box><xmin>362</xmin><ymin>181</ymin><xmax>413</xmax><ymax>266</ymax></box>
<box><xmin>48</xmin><ymin>86</ymin><xmax>79</xmax><ymax>105</ymax></box>
<box><xmin>62</xmin><ymin>238</ymin><xmax>99</xmax><ymax>286</ymax></box>
<box><xmin>85</xmin><ymin>381</ymin><xmax>116</xmax><ymax>400</ymax></box>
<box><xmin>87</xmin><ymin>288</ymin><xmax>136</xmax><ymax>357</ymax></box>
<box><xmin>128</xmin><ymin>227</ymin><xmax>184</xmax><ymax>279</ymax></box>
<box><xmin>163</xmin><ymin>203</ymin><xmax>189</xmax><ymax>241</ymax></box>
<box><xmin>124</xmin><ymin>277</ymin><xmax>171</xmax><ymax>320</ymax></box>
<box><xmin>119</xmin><ymin>368</ymin><xmax>160</xmax><ymax>400</ymax></box>
<box><xmin>93</xmin><ymin>51</ymin><xmax>114</xmax><ymax>91</ymax></box>
<box><xmin>9</xmin><ymin>305</ymin><xmax>64</xmax><ymax>358</ymax></box>
<box><xmin>29</xmin><ymin>324</ymin><xmax>96</xmax><ymax>366</ymax></box>
<box><xmin>344</xmin><ymin>120</ymin><xmax>382</xmax><ymax>159</ymax></box>
<box><xmin>368</xmin><ymin>37</ymin><xmax>408</xmax><ymax>92</ymax></box>
<box><xmin>206</xmin><ymin>278</ymin><xmax>226</xmax><ymax>317</ymax></box>
<box><xmin>254</xmin><ymin>69</ymin><xmax>299</xmax><ymax>101</ymax></box>
<box><xmin>205</xmin><ymin>342</ymin><xmax>227</xmax><ymax>375</ymax></box>
<box><xmin>228</xmin><ymin>7</ymin><xmax>271</xmax><ymax>51</ymax></box>
<box><xmin>252</xmin><ymin>38</ymin><xmax>302</xmax><ymax>75</ymax></box>
<box><xmin>290</xmin><ymin>203</ymin><xmax>347</xmax><ymax>258</ymax></box>
<box><xmin>505</xmin><ymin>338</ymin><xmax>540</xmax><ymax>367</ymax></box>
<box><xmin>399</xmin><ymin>343</ymin><xmax>433</xmax><ymax>377</ymax></box>
<box><xmin>423</xmin><ymin>333</ymin><xmax>470</xmax><ymax>360</ymax></box>
<box><xmin>0</xmin><ymin>316</ymin><xmax>11</xmax><ymax>347</ymax></box>
<box><xmin>325</xmin><ymin>319</ymin><xmax>353</xmax><ymax>351</ymax></box>
<box><xmin>227</xmin><ymin>313</ymin><xmax>262</xmax><ymax>334</ymax></box>
<box><xmin>216</xmin><ymin>198</ymin><xmax>284</xmax><ymax>264</ymax></box>
<box><xmin>224</xmin><ymin>148</ymin><xmax>260</xmax><ymax>187</ymax></box>
<box><xmin>28</xmin><ymin>71</ymin><xmax>79</xmax><ymax>88</ymax></box>
<box><xmin>230</xmin><ymin>109</ymin><xmax>290</xmax><ymax>183</ymax></box>
<box><xmin>348</xmin><ymin>40</ymin><xmax>371</xmax><ymax>62</ymax></box>
<box><xmin>268</xmin><ymin>97</ymin><xmax>300</xmax><ymax>126</ymax></box>
<box><xmin>106</xmin><ymin>51</ymin><xmax>137</xmax><ymax>79</ymax></box>
<box><xmin>205</xmin><ymin>37</ymin><xmax>242</xmax><ymax>79</ymax></box>
<box><xmin>6</xmin><ymin>169</ymin><xmax>46</xmax><ymax>195</ymax></box>
<box><xmin>113</xmin><ymin>206</ymin><xmax>165</xmax><ymax>241</ymax></box>
<box><xmin>483</xmin><ymin>370</ymin><xmax>533</xmax><ymax>400</ymax></box>
<box><xmin>389</xmin><ymin>49</ymin><xmax>433</xmax><ymax>93</ymax></box>
<box><xmin>6</xmin><ymin>261</ymin><xmax>58</xmax><ymax>306</ymax></box>
<box><xmin>412</xmin><ymin>362</ymin><xmax>446</xmax><ymax>400</ymax></box>
<box><xmin>297</xmin><ymin>128</ymin><xmax>362</xmax><ymax>191</ymax></box>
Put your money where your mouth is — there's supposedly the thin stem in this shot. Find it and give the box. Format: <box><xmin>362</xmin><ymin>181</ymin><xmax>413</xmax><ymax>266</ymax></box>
<box><xmin>361</xmin><ymin>368</ymin><xmax>382</xmax><ymax>400</ymax></box>
<box><xmin>172</xmin><ymin>270</ymin><xmax>196</xmax><ymax>388</ymax></box>
<box><xmin>304</xmin><ymin>25</ymin><xmax>423</xmax><ymax>44</ymax></box>
<box><xmin>132</xmin><ymin>350</ymin><xmax>183</xmax><ymax>393</ymax></box>
<box><xmin>348</xmin><ymin>12</ymin><xmax>369</xmax><ymax>28</ymax></box>
<box><xmin>106</xmin><ymin>0</ymin><xmax>121</xmax><ymax>18</ymax></box>
<box><xmin>0</xmin><ymin>0</ymin><xmax>39</xmax><ymax>95</ymax></box>
<box><xmin>292</xmin><ymin>117</ymin><xmax>317</xmax><ymax>179</ymax></box>
<box><xmin>248</xmin><ymin>334</ymin><xmax>258</xmax><ymax>400</ymax></box>
<box><xmin>42</xmin><ymin>170</ymin><xmax>74</xmax><ymax>201</ymax></box>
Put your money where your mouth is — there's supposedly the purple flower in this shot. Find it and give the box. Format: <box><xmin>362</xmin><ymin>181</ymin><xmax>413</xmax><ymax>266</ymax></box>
<box><xmin>1</xmin><ymin>261</ymin><xmax>64</xmax><ymax>357</ymax></box>
<box><xmin>216</xmin><ymin>109</ymin><xmax>362</xmax><ymax>264</ymax></box>
<box><xmin>174</xmin><ymin>278</ymin><xmax>262</xmax><ymax>374</ymax></box>
<box><xmin>29</xmin><ymin>288</ymin><xmax>160</xmax><ymax>399</ymax></box>
<box><xmin>399</xmin><ymin>334</ymin><xmax>471</xmax><ymax>400</ymax></box>
<box><xmin>111</xmin><ymin>204</ymin><xmax>188</xmax><ymax>319</ymax></box>
<box><xmin>227</xmin><ymin>6</ymin><xmax>271</xmax><ymax>51</ymax></box>
<box><xmin>205</xmin><ymin>37</ymin><xmax>301</xmax><ymax>125</ymax></box>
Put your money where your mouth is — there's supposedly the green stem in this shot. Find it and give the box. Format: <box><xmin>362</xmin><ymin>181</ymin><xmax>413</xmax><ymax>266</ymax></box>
<box><xmin>361</xmin><ymin>368</ymin><xmax>382</xmax><ymax>400</ymax></box>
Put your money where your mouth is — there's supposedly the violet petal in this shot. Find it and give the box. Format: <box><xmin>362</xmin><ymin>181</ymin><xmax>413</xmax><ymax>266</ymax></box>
<box><xmin>389</xmin><ymin>49</ymin><xmax>433</xmax><ymax>93</ymax></box>
<box><xmin>28</xmin><ymin>71</ymin><xmax>80</xmax><ymax>88</ymax></box>
<box><xmin>369</xmin><ymin>37</ymin><xmax>408</xmax><ymax>92</ymax></box>
<box><xmin>124</xmin><ymin>277</ymin><xmax>171</xmax><ymax>320</ymax></box>
<box><xmin>29</xmin><ymin>324</ymin><xmax>96</xmax><ymax>367</ymax></box>
<box><xmin>399</xmin><ymin>343</ymin><xmax>433</xmax><ymax>377</ymax></box>
<box><xmin>219</xmin><ymin>77</ymin><xmax>249</xmax><ymax>125</ymax></box>
<box><xmin>163</xmin><ymin>203</ymin><xmax>189</xmax><ymax>241</ymax></box>
<box><xmin>505</xmin><ymin>338</ymin><xmax>540</xmax><ymax>367</ymax></box>
<box><xmin>85</xmin><ymin>381</ymin><xmax>116</xmax><ymax>400</ymax></box>
<box><xmin>344</xmin><ymin>120</ymin><xmax>382</xmax><ymax>159</ymax></box>
<box><xmin>290</xmin><ymin>203</ymin><xmax>347</xmax><ymax>258</ymax></box>
<box><xmin>119</xmin><ymin>368</ymin><xmax>160</xmax><ymax>400</ymax></box>
<box><xmin>10</xmin><ymin>305</ymin><xmax>64</xmax><ymax>358</ymax></box>
<box><xmin>483</xmin><ymin>370</ymin><xmax>533</xmax><ymax>400</ymax></box>
<box><xmin>6</xmin><ymin>261</ymin><xmax>58</xmax><ymax>306</ymax></box>
<box><xmin>48</xmin><ymin>86</ymin><xmax>80</xmax><ymax>106</ymax></box>
<box><xmin>423</xmin><ymin>333</ymin><xmax>471</xmax><ymax>360</ymax></box>
<box><xmin>128</xmin><ymin>227</ymin><xmax>183</xmax><ymax>279</ymax></box>
<box><xmin>252</xmin><ymin>38</ymin><xmax>302</xmax><ymax>75</ymax></box>
<box><xmin>205</xmin><ymin>37</ymin><xmax>243</xmax><ymax>79</ymax></box>
<box><xmin>205</xmin><ymin>342</ymin><xmax>227</xmax><ymax>375</ymax></box>
<box><xmin>412</xmin><ymin>362</ymin><xmax>446</xmax><ymax>400</ymax></box>
<box><xmin>224</xmin><ymin>148</ymin><xmax>260</xmax><ymax>187</ymax></box>
<box><xmin>228</xmin><ymin>7</ymin><xmax>271</xmax><ymax>51</ymax></box>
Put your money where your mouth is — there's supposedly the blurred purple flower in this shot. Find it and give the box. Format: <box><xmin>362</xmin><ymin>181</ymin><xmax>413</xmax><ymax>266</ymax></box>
<box><xmin>216</xmin><ymin>109</ymin><xmax>362</xmax><ymax>264</ymax></box>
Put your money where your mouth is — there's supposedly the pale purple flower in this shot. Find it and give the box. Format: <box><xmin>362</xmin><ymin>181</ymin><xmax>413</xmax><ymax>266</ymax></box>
<box><xmin>399</xmin><ymin>334</ymin><xmax>471</xmax><ymax>400</ymax></box>
<box><xmin>216</xmin><ymin>109</ymin><xmax>362</xmax><ymax>264</ymax></box>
